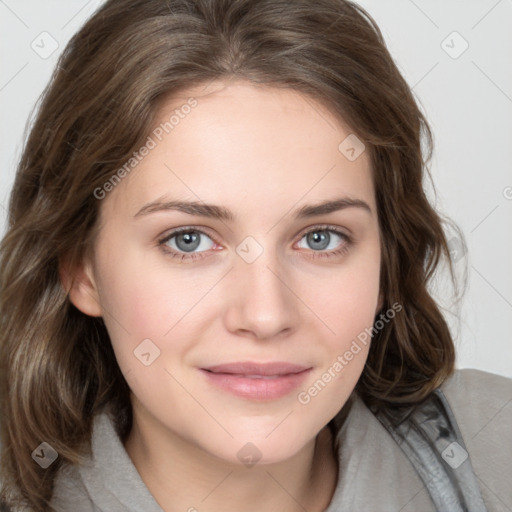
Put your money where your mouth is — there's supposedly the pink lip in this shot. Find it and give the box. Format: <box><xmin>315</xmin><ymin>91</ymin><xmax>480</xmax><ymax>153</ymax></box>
<box><xmin>200</xmin><ymin>362</ymin><xmax>312</xmax><ymax>401</ymax></box>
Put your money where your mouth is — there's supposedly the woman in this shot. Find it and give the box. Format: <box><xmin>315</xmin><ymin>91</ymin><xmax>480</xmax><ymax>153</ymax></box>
<box><xmin>0</xmin><ymin>0</ymin><xmax>510</xmax><ymax>510</ymax></box>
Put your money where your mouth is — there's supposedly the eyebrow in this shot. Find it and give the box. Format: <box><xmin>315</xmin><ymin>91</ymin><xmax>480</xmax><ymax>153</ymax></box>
<box><xmin>134</xmin><ymin>197</ymin><xmax>372</xmax><ymax>221</ymax></box>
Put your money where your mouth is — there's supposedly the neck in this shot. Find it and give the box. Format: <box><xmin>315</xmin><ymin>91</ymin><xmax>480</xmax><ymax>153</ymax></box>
<box><xmin>124</xmin><ymin>407</ymin><xmax>338</xmax><ymax>512</ymax></box>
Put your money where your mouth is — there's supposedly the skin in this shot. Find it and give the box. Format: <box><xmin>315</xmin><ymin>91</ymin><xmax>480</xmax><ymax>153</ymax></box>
<box><xmin>67</xmin><ymin>78</ymin><xmax>382</xmax><ymax>512</ymax></box>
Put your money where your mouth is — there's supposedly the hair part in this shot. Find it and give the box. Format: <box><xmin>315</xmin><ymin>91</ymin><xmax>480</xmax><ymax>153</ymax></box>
<box><xmin>0</xmin><ymin>0</ymin><xmax>465</xmax><ymax>509</ymax></box>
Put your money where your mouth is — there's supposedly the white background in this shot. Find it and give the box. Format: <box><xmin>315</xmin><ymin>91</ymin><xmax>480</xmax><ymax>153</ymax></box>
<box><xmin>1</xmin><ymin>0</ymin><xmax>511</xmax><ymax>378</ymax></box>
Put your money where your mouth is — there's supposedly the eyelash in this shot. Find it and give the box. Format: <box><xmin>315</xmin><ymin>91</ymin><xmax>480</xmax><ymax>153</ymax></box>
<box><xmin>157</xmin><ymin>224</ymin><xmax>352</xmax><ymax>263</ymax></box>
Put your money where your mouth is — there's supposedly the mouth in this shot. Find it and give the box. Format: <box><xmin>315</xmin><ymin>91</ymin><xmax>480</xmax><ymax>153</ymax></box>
<box><xmin>199</xmin><ymin>362</ymin><xmax>312</xmax><ymax>401</ymax></box>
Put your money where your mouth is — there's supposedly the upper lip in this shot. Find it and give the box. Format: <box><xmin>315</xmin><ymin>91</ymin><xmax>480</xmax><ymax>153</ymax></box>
<box><xmin>202</xmin><ymin>362</ymin><xmax>310</xmax><ymax>376</ymax></box>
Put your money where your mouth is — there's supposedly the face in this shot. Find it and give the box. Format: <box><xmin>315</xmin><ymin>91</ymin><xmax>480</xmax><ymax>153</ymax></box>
<box><xmin>73</xmin><ymin>79</ymin><xmax>382</xmax><ymax>465</ymax></box>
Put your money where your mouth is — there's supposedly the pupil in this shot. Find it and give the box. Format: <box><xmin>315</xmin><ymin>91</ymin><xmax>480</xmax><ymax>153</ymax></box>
<box><xmin>309</xmin><ymin>231</ymin><xmax>329</xmax><ymax>250</ymax></box>
<box><xmin>177</xmin><ymin>232</ymin><xmax>199</xmax><ymax>252</ymax></box>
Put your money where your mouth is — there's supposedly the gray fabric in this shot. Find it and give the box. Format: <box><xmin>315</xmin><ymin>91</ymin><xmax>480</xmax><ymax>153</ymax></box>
<box><xmin>51</xmin><ymin>417</ymin><xmax>162</xmax><ymax>512</ymax></box>
<box><xmin>372</xmin><ymin>388</ymin><xmax>487</xmax><ymax>511</ymax></box>
<box><xmin>49</xmin><ymin>369</ymin><xmax>512</xmax><ymax>511</ymax></box>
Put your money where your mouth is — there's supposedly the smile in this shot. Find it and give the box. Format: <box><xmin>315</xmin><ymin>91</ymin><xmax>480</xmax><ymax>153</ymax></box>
<box><xmin>200</xmin><ymin>362</ymin><xmax>312</xmax><ymax>401</ymax></box>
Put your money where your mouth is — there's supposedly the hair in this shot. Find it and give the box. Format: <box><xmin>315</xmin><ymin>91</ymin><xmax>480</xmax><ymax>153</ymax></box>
<box><xmin>0</xmin><ymin>0</ymin><xmax>466</xmax><ymax>509</ymax></box>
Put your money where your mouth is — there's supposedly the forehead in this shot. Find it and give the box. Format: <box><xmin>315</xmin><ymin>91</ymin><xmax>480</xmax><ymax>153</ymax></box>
<box><xmin>106</xmin><ymin>79</ymin><xmax>375</xmax><ymax>220</ymax></box>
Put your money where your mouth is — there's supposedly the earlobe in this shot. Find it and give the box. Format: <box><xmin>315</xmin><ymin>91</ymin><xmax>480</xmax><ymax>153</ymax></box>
<box><xmin>59</xmin><ymin>255</ymin><xmax>103</xmax><ymax>317</ymax></box>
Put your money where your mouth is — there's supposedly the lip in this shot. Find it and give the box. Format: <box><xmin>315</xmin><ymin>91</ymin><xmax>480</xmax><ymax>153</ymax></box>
<box><xmin>200</xmin><ymin>362</ymin><xmax>312</xmax><ymax>401</ymax></box>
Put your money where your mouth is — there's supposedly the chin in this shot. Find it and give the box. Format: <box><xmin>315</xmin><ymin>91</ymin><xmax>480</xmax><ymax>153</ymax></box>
<box><xmin>201</xmin><ymin>428</ymin><xmax>314</xmax><ymax>468</ymax></box>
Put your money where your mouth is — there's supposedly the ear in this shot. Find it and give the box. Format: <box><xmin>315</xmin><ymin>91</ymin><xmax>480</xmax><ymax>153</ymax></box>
<box><xmin>59</xmin><ymin>253</ymin><xmax>102</xmax><ymax>317</ymax></box>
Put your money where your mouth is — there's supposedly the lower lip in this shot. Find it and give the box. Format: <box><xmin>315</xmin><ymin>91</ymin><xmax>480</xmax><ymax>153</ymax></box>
<box><xmin>200</xmin><ymin>369</ymin><xmax>312</xmax><ymax>401</ymax></box>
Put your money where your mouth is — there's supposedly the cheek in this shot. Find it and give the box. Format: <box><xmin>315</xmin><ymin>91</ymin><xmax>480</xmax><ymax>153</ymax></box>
<box><xmin>97</xmin><ymin>264</ymin><xmax>167</xmax><ymax>335</ymax></box>
<box><xmin>95</xmin><ymin>239</ymin><xmax>183</xmax><ymax>334</ymax></box>
<box><xmin>295</xmin><ymin>275</ymin><xmax>378</xmax><ymax>422</ymax></box>
<box><xmin>91</xmin><ymin>242</ymin><xmax>176</xmax><ymax>366</ymax></box>
<box><xmin>296</xmin><ymin>243</ymin><xmax>380</xmax><ymax>403</ymax></box>
<box><xmin>306</xmin><ymin>246</ymin><xmax>380</xmax><ymax>344</ymax></box>
<box><xmin>94</xmin><ymin>244</ymin><xmax>223</xmax><ymax>377</ymax></box>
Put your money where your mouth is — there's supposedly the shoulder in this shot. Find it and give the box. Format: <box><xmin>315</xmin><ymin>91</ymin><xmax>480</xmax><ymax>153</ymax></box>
<box><xmin>441</xmin><ymin>367</ymin><xmax>512</xmax><ymax>397</ymax></box>
<box><xmin>440</xmin><ymin>368</ymin><xmax>512</xmax><ymax>508</ymax></box>
<box><xmin>51</xmin><ymin>410</ymin><xmax>163</xmax><ymax>512</ymax></box>
<box><xmin>328</xmin><ymin>368</ymin><xmax>512</xmax><ymax>510</ymax></box>
<box><xmin>329</xmin><ymin>392</ymin><xmax>438</xmax><ymax>510</ymax></box>
<box><xmin>50</xmin><ymin>411</ymin><xmax>114</xmax><ymax>511</ymax></box>
<box><xmin>440</xmin><ymin>368</ymin><xmax>512</xmax><ymax>437</ymax></box>
<box><xmin>51</xmin><ymin>463</ymin><xmax>96</xmax><ymax>512</ymax></box>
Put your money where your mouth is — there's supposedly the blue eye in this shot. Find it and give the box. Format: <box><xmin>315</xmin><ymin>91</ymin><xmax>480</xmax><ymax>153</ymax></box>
<box><xmin>158</xmin><ymin>228</ymin><xmax>216</xmax><ymax>262</ymax></box>
<box><xmin>158</xmin><ymin>225</ymin><xmax>352</xmax><ymax>262</ymax></box>
<box><xmin>297</xmin><ymin>229</ymin><xmax>346</xmax><ymax>252</ymax></box>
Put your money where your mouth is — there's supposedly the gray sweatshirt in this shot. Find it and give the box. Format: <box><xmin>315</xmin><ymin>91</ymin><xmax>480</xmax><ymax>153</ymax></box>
<box><xmin>49</xmin><ymin>369</ymin><xmax>512</xmax><ymax>511</ymax></box>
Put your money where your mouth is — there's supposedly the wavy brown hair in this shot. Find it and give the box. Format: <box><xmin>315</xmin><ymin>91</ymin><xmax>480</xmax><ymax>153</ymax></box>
<box><xmin>0</xmin><ymin>0</ymin><xmax>466</xmax><ymax>509</ymax></box>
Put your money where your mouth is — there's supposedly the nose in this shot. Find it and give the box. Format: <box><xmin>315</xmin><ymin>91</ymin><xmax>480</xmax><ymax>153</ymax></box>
<box><xmin>222</xmin><ymin>243</ymin><xmax>301</xmax><ymax>341</ymax></box>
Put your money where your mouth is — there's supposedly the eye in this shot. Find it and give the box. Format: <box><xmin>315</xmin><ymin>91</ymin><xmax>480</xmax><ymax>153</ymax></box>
<box><xmin>295</xmin><ymin>226</ymin><xmax>352</xmax><ymax>259</ymax></box>
<box><xmin>158</xmin><ymin>225</ymin><xmax>352</xmax><ymax>263</ymax></box>
<box><xmin>158</xmin><ymin>228</ymin><xmax>217</xmax><ymax>262</ymax></box>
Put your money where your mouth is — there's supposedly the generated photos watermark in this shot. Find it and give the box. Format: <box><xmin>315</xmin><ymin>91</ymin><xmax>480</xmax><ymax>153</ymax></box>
<box><xmin>93</xmin><ymin>97</ymin><xmax>198</xmax><ymax>200</ymax></box>
<box><xmin>297</xmin><ymin>301</ymin><xmax>403</xmax><ymax>405</ymax></box>
<box><xmin>31</xmin><ymin>442</ymin><xmax>58</xmax><ymax>469</ymax></box>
